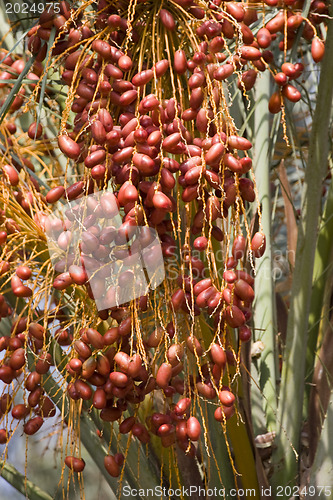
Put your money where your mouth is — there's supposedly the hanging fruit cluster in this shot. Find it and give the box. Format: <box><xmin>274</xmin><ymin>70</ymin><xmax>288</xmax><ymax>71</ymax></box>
<box><xmin>0</xmin><ymin>0</ymin><xmax>328</xmax><ymax>486</ymax></box>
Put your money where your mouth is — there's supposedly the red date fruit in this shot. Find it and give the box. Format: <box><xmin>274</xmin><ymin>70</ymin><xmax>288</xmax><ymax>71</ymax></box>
<box><xmin>160</xmin><ymin>9</ymin><xmax>175</xmax><ymax>30</ymax></box>
<box><xmin>251</xmin><ymin>232</ymin><xmax>266</xmax><ymax>257</ymax></box>
<box><xmin>23</xmin><ymin>416</ymin><xmax>43</xmax><ymax>435</ymax></box>
<box><xmin>58</xmin><ymin>135</ymin><xmax>80</xmax><ymax>159</ymax></box>
<box><xmin>104</xmin><ymin>455</ymin><xmax>120</xmax><ymax>477</ymax></box>
<box><xmin>186</xmin><ymin>417</ymin><xmax>201</xmax><ymax>441</ymax></box>
<box><xmin>311</xmin><ymin>38</ymin><xmax>325</xmax><ymax>63</ymax></box>
<box><xmin>156</xmin><ymin>363</ymin><xmax>172</xmax><ymax>389</ymax></box>
<box><xmin>65</xmin><ymin>456</ymin><xmax>85</xmax><ymax>472</ymax></box>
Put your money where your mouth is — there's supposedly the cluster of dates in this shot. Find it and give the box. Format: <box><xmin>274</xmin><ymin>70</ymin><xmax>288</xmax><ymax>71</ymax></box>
<box><xmin>0</xmin><ymin>0</ymin><xmax>328</xmax><ymax>480</ymax></box>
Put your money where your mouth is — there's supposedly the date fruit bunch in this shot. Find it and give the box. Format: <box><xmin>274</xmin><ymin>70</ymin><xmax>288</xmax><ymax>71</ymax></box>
<box><xmin>0</xmin><ymin>0</ymin><xmax>329</xmax><ymax>486</ymax></box>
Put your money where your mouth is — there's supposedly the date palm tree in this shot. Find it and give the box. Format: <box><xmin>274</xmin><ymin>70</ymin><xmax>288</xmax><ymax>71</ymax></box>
<box><xmin>0</xmin><ymin>1</ymin><xmax>332</xmax><ymax>499</ymax></box>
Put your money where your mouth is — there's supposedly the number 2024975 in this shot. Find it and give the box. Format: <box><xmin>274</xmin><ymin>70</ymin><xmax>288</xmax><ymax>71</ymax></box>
<box><xmin>6</xmin><ymin>3</ymin><xmax>60</xmax><ymax>14</ymax></box>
